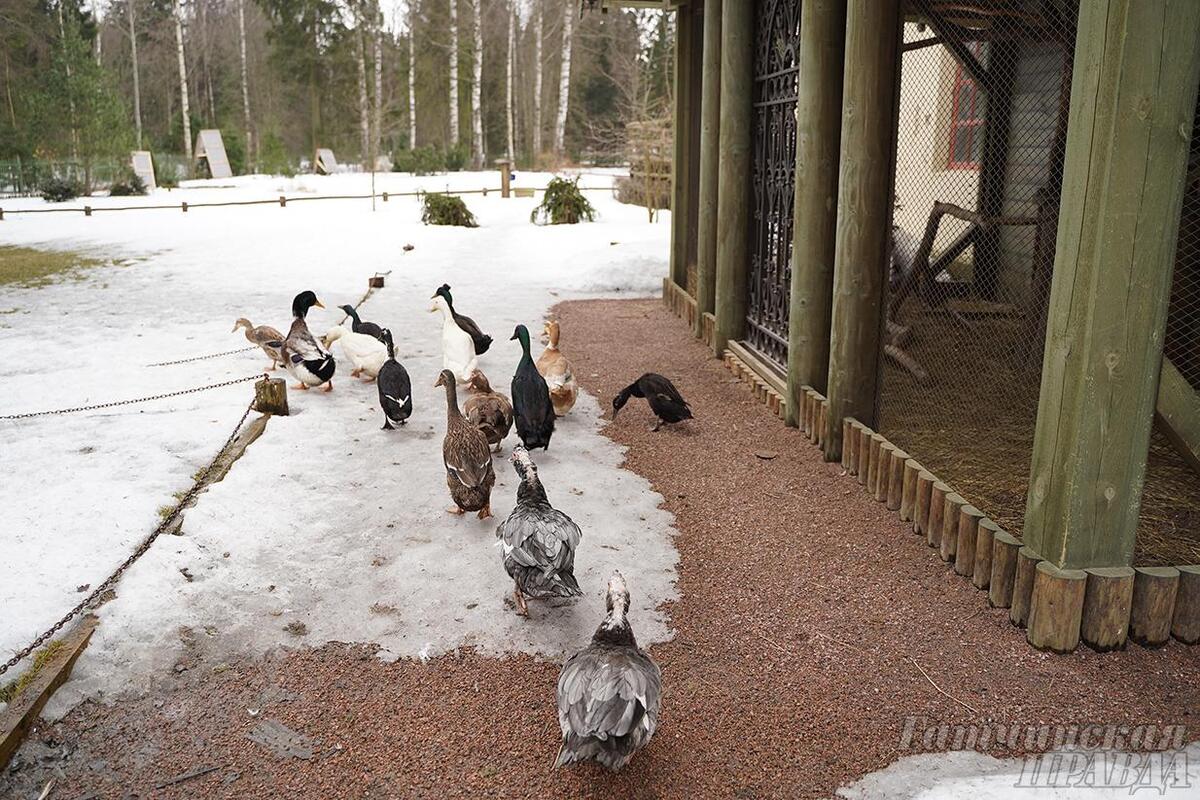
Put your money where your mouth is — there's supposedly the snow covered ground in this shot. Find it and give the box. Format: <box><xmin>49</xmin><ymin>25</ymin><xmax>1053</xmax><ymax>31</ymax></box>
<box><xmin>0</xmin><ymin>170</ymin><xmax>677</xmax><ymax>712</ymax></box>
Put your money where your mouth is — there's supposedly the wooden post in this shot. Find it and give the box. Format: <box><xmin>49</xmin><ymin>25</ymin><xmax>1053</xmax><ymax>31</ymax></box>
<box><xmin>886</xmin><ymin>449</ymin><xmax>907</xmax><ymax>511</ymax></box>
<box><xmin>1010</xmin><ymin>546</ymin><xmax>1040</xmax><ymax>627</ymax></box>
<box><xmin>954</xmin><ymin>505</ymin><xmax>984</xmax><ymax>577</ymax></box>
<box><xmin>1129</xmin><ymin>566</ymin><xmax>1180</xmax><ymax>647</ymax></box>
<box><xmin>821</xmin><ymin>0</ymin><xmax>900</xmax><ymax>462</ymax></box>
<box><xmin>867</xmin><ymin>434</ymin><xmax>885</xmax><ymax>497</ymax></box>
<box><xmin>1172</xmin><ymin>565</ymin><xmax>1200</xmax><ymax>644</ymax></box>
<box><xmin>1081</xmin><ymin>567</ymin><xmax>1135</xmax><ymax>652</ymax></box>
<box><xmin>254</xmin><ymin>377</ymin><xmax>289</xmax><ymax>416</ymax></box>
<box><xmin>693</xmin><ymin>0</ymin><xmax>722</xmax><ymax>341</ymax></box>
<box><xmin>856</xmin><ymin>427</ymin><xmax>873</xmax><ymax>487</ymax></box>
<box><xmin>939</xmin><ymin>493</ymin><xmax>964</xmax><ymax>562</ymax></box>
<box><xmin>279</xmin><ymin>195</ymin><xmax>286</xmax><ymax>207</ymax></box>
<box><xmin>926</xmin><ymin>482</ymin><xmax>950</xmax><ymax>549</ymax></box>
<box><xmin>989</xmin><ymin>531</ymin><xmax>1021</xmax><ymax>608</ymax></box>
<box><xmin>842</xmin><ymin>418</ymin><xmax>857</xmax><ymax>471</ymax></box>
<box><xmin>1027</xmin><ymin>562</ymin><xmax>1087</xmax><ymax>654</ymax></box>
<box><xmin>785</xmin><ymin>0</ymin><xmax>846</xmax><ymax>426</ymax></box>
<box><xmin>382</xmin><ymin>191</ymin><xmax>389</xmax><ymax>202</ymax></box>
<box><xmin>1023</xmin><ymin>0</ymin><xmax>1200</xmax><ymax>570</ymax></box>
<box><xmin>84</xmin><ymin>205</ymin><xmax>92</xmax><ymax>216</ymax></box>
<box><xmin>972</xmin><ymin>518</ymin><xmax>1000</xmax><ymax>589</ymax></box>
<box><xmin>712</xmin><ymin>0</ymin><xmax>753</xmax><ymax>354</ymax></box>
<box><xmin>496</xmin><ymin>159</ymin><xmax>512</xmax><ymax>198</ymax></box>
<box><xmin>914</xmin><ymin>470</ymin><xmax>934</xmax><ymax>536</ymax></box>
<box><xmin>874</xmin><ymin>441</ymin><xmax>894</xmax><ymax>503</ymax></box>
<box><xmin>899</xmin><ymin>458</ymin><xmax>922</xmax><ymax>521</ymax></box>
<box><xmin>669</xmin><ymin>6</ymin><xmax>695</xmax><ymax>292</ymax></box>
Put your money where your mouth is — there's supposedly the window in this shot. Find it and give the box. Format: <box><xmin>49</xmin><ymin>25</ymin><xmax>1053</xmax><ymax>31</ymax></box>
<box><xmin>947</xmin><ymin>45</ymin><xmax>985</xmax><ymax>170</ymax></box>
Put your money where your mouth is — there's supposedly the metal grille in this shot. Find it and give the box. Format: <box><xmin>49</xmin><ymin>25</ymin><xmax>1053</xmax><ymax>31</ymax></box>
<box><xmin>877</xmin><ymin>0</ymin><xmax>1200</xmax><ymax>568</ymax></box>
<box><xmin>744</xmin><ymin>0</ymin><xmax>801</xmax><ymax>372</ymax></box>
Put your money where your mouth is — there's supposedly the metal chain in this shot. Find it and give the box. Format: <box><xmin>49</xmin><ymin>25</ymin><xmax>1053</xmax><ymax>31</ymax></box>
<box><xmin>0</xmin><ymin>374</ymin><xmax>262</xmax><ymax>420</ymax></box>
<box><xmin>0</xmin><ymin>395</ymin><xmax>260</xmax><ymax>677</ymax></box>
<box><xmin>146</xmin><ymin>345</ymin><xmax>258</xmax><ymax>368</ymax></box>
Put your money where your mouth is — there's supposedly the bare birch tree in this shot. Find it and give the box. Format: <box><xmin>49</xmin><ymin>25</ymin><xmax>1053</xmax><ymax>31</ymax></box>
<box><xmin>448</xmin><ymin>0</ymin><xmax>459</xmax><ymax>146</ymax></box>
<box><xmin>470</xmin><ymin>0</ymin><xmax>483</xmax><ymax>168</ymax></box>
<box><xmin>372</xmin><ymin>4</ymin><xmax>382</xmax><ymax>165</ymax></box>
<box><xmin>129</xmin><ymin>0</ymin><xmax>143</xmax><ymax>148</ymax></box>
<box><xmin>355</xmin><ymin>5</ymin><xmax>370</xmax><ymax>165</ymax></box>
<box><xmin>407</xmin><ymin>0</ymin><xmax>417</xmax><ymax>148</ymax></box>
<box><xmin>238</xmin><ymin>0</ymin><xmax>253</xmax><ymax>170</ymax></box>
<box><xmin>505</xmin><ymin>0</ymin><xmax>514</xmax><ymax>161</ymax></box>
<box><xmin>553</xmin><ymin>0</ymin><xmax>573</xmax><ymax>155</ymax></box>
<box><xmin>173</xmin><ymin>0</ymin><xmax>192</xmax><ymax>164</ymax></box>
<box><xmin>532</xmin><ymin>0</ymin><xmax>543</xmax><ymax>156</ymax></box>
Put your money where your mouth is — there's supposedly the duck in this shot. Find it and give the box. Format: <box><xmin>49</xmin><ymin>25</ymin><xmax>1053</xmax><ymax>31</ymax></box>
<box><xmin>510</xmin><ymin>324</ymin><xmax>555</xmax><ymax>450</ymax></box>
<box><xmin>495</xmin><ymin>445</ymin><xmax>583</xmax><ymax>616</ymax></box>
<box><xmin>535</xmin><ymin>319</ymin><xmax>578</xmax><ymax>416</ymax></box>
<box><xmin>282</xmin><ymin>291</ymin><xmax>335</xmax><ymax>391</ymax></box>
<box><xmin>435</xmin><ymin>368</ymin><xmax>496</xmax><ymax>518</ymax></box>
<box><xmin>338</xmin><ymin>304</ymin><xmax>385</xmax><ymax>342</ymax></box>
<box><xmin>463</xmin><ymin>369</ymin><xmax>513</xmax><ymax>452</ymax></box>
<box><xmin>435</xmin><ymin>284</ymin><xmax>492</xmax><ymax>355</ymax></box>
<box><xmin>430</xmin><ymin>293</ymin><xmax>479</xmax><ymax>384</ymax></box>
<box><xmin>376</xmin><ymin>329</ymin><xmax>412</xmax><ymax>429</ymax></box>
<box><xmin>612</xmin><ymin>373</ymin><xmax>693</xmax><ymax>431</ymax></box>
<box><xmin>322</xmin><ymin>324</ymin><xmax>387</xmax><ymax>381</ymax></box>
<box><xmin>555</xmin><ymin>571</ymin><xmax>662</xmax><ymax>772</ymax></box>
<box><xmin>232</xmin><ymin>318</ymin><xmax>285</xmax><ymax>370</ymax></box>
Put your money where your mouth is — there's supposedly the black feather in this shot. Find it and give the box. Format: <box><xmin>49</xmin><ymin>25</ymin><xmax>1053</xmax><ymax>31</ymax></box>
<box><xmin>510</xmin><ymin>325</ymin><xmax>555</xmax><ymax>450</ymax></box>
<box><xmin>613</xmin><ymin>373</ymin><xmax>692</xmax><ymax>424</ymax></box>
<box><xmin>437</xmin><ymin>284</ymin><xmax>492</xmax><ymax>355</ymax></box>
<box><xmin>377</xmin><ymin>329</ymin><xmax>412</xmax><ymax>429</ymax></box>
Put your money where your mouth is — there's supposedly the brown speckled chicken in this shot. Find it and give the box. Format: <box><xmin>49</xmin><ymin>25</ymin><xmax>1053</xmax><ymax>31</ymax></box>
<box><xmin>436</xmin><ymin>369</ymin><xmax>495</xmax><ymax>518</ymax></box>
<box><xmin>463</xmin><ymin>370</ymin><xmax>514</xmax><ymax>452</ymax></box>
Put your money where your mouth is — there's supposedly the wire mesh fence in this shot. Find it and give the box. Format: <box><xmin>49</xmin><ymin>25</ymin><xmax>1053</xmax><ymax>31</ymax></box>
<box><xmin>876</xmin><ymin>2</ymin><xmax>1199</xmax><ymax>567</ymax></box>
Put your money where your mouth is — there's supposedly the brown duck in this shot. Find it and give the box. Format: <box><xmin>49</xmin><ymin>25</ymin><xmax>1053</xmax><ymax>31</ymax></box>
<box><xmin>463</xmin><ymin>369</ymin><xmax>514</xmax><ymax>452</ymax></box>
<box><xmin>436</xmin><ymin>369</ymin><xmax>496</xmax><ymax>518</ymax></box>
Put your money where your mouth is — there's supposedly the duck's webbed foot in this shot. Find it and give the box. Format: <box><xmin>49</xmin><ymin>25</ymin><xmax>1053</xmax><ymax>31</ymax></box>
<box><xmin>514</xmin><ymin>587</ymin><xmax>529</xmax><ymax>617</ymax></box>
<box><xmin>447</xmin><ymin>506</ymin><xmax>465</xmax><ymax>515</ymax></box>
<box><xmin>650</xmin><ymin>418</ymin><xmax>662</xmax><ymax>432</ymax></box>
<box><xmin>323</xmin><ymin>381</ymin><xmax>334</xmax><ymax>392</ymax></box>
<box><xmin>294</xmin><ymin>383</ymin><xmax>309</xmax><ymax>390</ymax></box>
<box><xmin>477</xmin><ymin>503</ymin><xmax>492</xmax><ymax>520</ymax></box>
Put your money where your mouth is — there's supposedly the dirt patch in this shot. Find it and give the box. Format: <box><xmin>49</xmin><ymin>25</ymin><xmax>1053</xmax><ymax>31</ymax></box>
<box><xmin>3</xmin><ymin>298</ymin><xmax>1196</xmax><ymax>800</ymax></box>
<box><xmin>0</xmin><ymin>245</ymin><xmax>107</xmax><ymax>289</ymax></box>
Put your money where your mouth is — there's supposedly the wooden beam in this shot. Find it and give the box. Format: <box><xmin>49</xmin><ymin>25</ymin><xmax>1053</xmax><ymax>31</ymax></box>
<box><xmin>693</xmin><ymin>0</ymin><xmax>722</xmax><ymax>341</ymax></box>
<box><xmin>909</xmin><ymin>0</ymin><xmax>991</xmax><ymax>92</ymax></box>
<box><xmin>785</xmin><ymin>0</ymin><xmax>846</xmax><ymax>426</ymax></box>
<box><xmin>822</xmin><ymin>0</ymin><xmax>902</xmax><ymax>460</ymax></box>
<box><xmin>668</xmin><ymin>4</ymin><xmax>695</xmax><ymax>290</ymax></box>
<box><xmin>1022</xmin><ymin>0</ymin><xmax>1200</xmax><ymax>570</ymax></box>
<box><xmin>974</xmin><ymin>39</ymin><xmax>1017</xmax><ymax>300</ymax></box>
<box><xmin>1155</xmin><ymin>356</ymin><xmax>1200</xmax><ymax>475</ymax></box>
<box><xmin>712</xmin><ymin>0</ymin><xmax>754</xmax><ymax>353</ymax></box>
<box><xmin>0</xmin><ymin>616</ymin><xmax>98</xmax><ymax>770</ymax></box>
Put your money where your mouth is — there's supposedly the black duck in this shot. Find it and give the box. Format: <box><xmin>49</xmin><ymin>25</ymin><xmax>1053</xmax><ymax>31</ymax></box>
<box><xmin>612</xmin><ymin>373</ymin><xmax>693</xmax><ymax>431</ymax></box>
<box><xmin>510</xmin><ymin>324</ymin><xmax>555</xmax><ymax>450</ymax></box>
<box><xmin>339</xmin><ymin>304</ymin><xmax>385</xmax><ymax>342</ymax></box>
<box><xmin>377</xmin><ymin>329</ymin><xmax>412</xmax><ymax>429</ymax></box>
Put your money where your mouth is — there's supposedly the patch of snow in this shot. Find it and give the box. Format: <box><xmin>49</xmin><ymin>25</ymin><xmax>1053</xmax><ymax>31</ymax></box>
<box><xmin>0</xmin><ymin>171</ymin><xmax>676</xmax><ymax>715</ymax></box>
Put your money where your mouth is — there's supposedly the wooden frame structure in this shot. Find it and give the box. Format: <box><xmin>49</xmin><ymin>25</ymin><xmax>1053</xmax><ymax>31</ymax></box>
<box><xmin>633</xmin><ymin>0</ymin><xmax>1200</xmax><ymax>653</ymax></box>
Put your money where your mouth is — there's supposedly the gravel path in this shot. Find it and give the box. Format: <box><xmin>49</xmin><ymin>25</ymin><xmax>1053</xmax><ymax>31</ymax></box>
<box><xmin>4</xmin><ymin>298</ymin><xmax>1196</xmax><ymax>799</ymax></box>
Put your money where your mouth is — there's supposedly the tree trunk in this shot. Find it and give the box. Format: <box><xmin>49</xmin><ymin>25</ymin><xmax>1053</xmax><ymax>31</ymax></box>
<box><xmin>55</xmin><ymin>3</ymin><xmax>80</xmax><ymax>163</ymax></box>
<box><xmin>238</xmin><ymin>0</ymin><xmax>252</xmax><ymax>170</ymax></box>
<box><xmin>532</xmin><ymin>0</ymin><xmax>543</xmax><ymax>156</ymax></box>
<box><xmin>470</xmin><ymin>0</ymin><xmax>483</xmax><ymax>168</ymax></box>
<box><xmin>553</xmin><ymin>0</ymin><xmax>573</xmax><ymax>155</ymax></box>
<box><xmin>505</xmin><ymin>0</ymin><xmax>514</xmax><ymax>161</ymax></box>
<box><xmin>130</xmin><ymin>0</ymin><xmax>143</xmax><ymax>149</ymax></box>
<box><xmin>91</xmin><ymin>0</ymin><xmax>102</xmax><ymax>64</ymax></box>
<box><xmin>356</xmin><ymin>8</ymin><xmax>371</xmax><ymax>167</ymax></box>
<box><xmin>373</xmin><ymin>5</ymin><xmax>383</xmax><ymax>166</ymax></box>
<box><xmin>449</xmin><ymin>0</ymin><xmax>459</xmax><ymax>146</ymax></box>
<box><xmin>408</xmin><ymin>0</ymin><xmax>417</xmax><ymax>148</ymax></box>
<box><xmin>173</xmin><ymin>0</ymin><xmax>192</xmax><ymax>165</ymax></box>
<box><xmin>199</xmin><ymin>0</ymin><xmax>215</xmax><ymax>122</ymax></box>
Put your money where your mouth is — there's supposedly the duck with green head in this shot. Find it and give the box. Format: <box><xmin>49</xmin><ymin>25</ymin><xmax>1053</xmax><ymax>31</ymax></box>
<box><xmin>510</xmin><ymin>324</ymin><xmax>555</xmax><ymax>450</ymax></box>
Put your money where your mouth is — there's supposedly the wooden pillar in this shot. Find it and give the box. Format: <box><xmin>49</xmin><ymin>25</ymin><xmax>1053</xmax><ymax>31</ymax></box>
<box><xmin>712</xmin><ymin>0</ymin><xmax>754</xmax><ymax>355</ymax></box>
<box><xmin>784</xmin><ymin>0</ymin><xmax>846</xmax><ymax>425</ymax></box>
<box><xmin>821</xmin><ymin>0</ymin><xmax>901</xmax><ymax>461</ymax></box>
<box><xmin>693</xmin><ymin>0</ymin><xmax>722</xmax><ymax>341</ymax></box>
<box><xmin>669</xmin><ymin>6</ymin><xmax>696</xmax><ymax>291</ymax></box>
<box><xmin>1022</xmin><ymin>0</ymin><xmax>1200</xmax><ymax>569</ymax></box>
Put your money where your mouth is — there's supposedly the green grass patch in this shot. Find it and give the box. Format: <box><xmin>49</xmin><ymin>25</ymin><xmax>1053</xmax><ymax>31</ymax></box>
<box><xmin>0</xmin><ymin>245</ymin><xmax>106</xmax><ymax>288</ymax></box>
<box><xmin>0</xmin><ymin>639</ymin><xmax>65</xmax><ymax>704</ymax></box>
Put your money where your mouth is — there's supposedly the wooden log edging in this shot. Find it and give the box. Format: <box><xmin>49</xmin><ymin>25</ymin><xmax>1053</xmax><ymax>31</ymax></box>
<box><xmin>661</xmin><ymin>278</ymin><xmax>699</xmax><ymax>331</ymax></box>
<box><xmin>720</xmin><ymin>349</ymin><xmax>786</xmax><ymax>420</ymax></box>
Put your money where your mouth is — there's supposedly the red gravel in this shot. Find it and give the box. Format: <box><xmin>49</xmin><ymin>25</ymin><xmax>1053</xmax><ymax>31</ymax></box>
<box><xmin>4</xmin><ymin>298</ymin><xmax>1196</xmax><ymax>800</ymax></box>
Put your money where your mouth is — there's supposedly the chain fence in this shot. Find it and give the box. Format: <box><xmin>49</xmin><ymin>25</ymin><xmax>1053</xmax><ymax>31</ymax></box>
<box><xmin>0</xmin><ymin>374</ymin><xmax>263</xmax><ymax>421</ymax></box>
<box><xmin>0</xmin><ymin>394</ymin><xmax>260</xmax><ymax>678</ymax></box>
<box><xmin>875</xmin><ymin>3</ymin><xmax>1199</xmax><ymax>567</ymax></box>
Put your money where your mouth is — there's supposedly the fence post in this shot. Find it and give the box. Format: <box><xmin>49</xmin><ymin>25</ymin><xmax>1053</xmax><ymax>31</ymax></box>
<box><xmin>181</xmin><ymin>202</ymin><xmax>188</xmax><ymax>213</ymax></box>
<box><xmin>254</xmin><ymin>377</ymin><xmax>289</xmax><ymax>416</ymax></box>
<box><xmin>785</xmin><ymin>0</ymin><xmax>846</xmax><ymax>426</ymax></box>
<box><xmin>279</xmin><ymin>195</ymin><xmax>286</xmax><ymax>207</ymax></box>
<box><xmin>712</xmin><ymin>0</ymin><xmax>754</xmax><ymax>355</ymax></box>
<box><xmin>1</xmin><ymin>208</ymin><xmax>6</xmax><ymax>221</ymax></box>
<box><xmin>693</xmin><ymin>0</ymin><xmax>722</xmax><ymax>342</ymax></box>
<box><xmin>1022</xmin><ymin>0</ymin><xmax>1200</xmax><ymax>570</ymax></box>
<box><xmin>382</xmin><ymin>191</ymin><xmax>389</xmax><ymax>202</ymax></box>
<box><xmin>84</xmin><ymin>206</ymin><xmax>92</xmax><ymax>217</ymax></box>
<box><xmin>822</xmin><ymin>0</ymin><xmax>901</xmax><ymax>462</ymax></box>
<box><xmin>496</xmin><ymin>159</ymin><xmax>512</xmax><ymax>198</ymax></box>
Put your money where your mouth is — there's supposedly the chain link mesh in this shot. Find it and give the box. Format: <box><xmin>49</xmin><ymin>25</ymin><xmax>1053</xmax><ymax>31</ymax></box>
<box><xmin>875</xmin><ymin>1</ymin><xmax>1199</xmax><ymax>567</ymax></box>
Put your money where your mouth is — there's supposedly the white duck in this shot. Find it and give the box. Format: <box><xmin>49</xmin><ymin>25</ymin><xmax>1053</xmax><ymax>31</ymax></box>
<box><xmin>323</xmin><ymin>324</ymin><xmax>388</xmax><ymax>381</ymax></box>
<box><xmin>430</xmin><ymin>293</ymin><xmax>478</xmax><ymax>384</ymax></box>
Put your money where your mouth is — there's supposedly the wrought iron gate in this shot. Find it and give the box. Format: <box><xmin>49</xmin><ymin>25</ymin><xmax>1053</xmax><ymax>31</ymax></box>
<box><xmin>745</xmin><ymin>0</ymin><xmax>802</xmax><ymax>371</ymax></box>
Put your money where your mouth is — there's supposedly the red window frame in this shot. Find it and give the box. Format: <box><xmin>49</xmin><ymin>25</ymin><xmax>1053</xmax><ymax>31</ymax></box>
<box><xmin>947</xmin><ymin>44</ymin><xmax>985</xmax><ymax>170</ymax></box>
